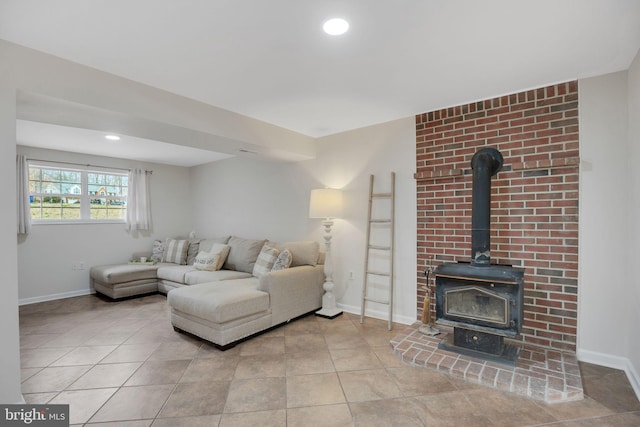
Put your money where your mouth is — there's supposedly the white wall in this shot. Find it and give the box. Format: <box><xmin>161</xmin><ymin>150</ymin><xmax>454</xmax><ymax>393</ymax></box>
<box><xmin>16</xmin><ymin>146</ymin><xmax>192</xmax><ymax>303</ymax></box>
<box><xmin>189</xmin><ymin>156</ymin><xmax>309</xmax><ymax>241</ymax></box>
<box><xmin>0</xmin><ymin>70</ymin><xmax>23</xmax><ymax>404</ymax></box>
<box><xmin>579</xmin><ymin>63</ymin><xmax>640</xmax><ymax>396</ymax></box>
<box><xmin>626</xmin><ymin>50</ymin><xmax>640</xmax><ymax>394</ymax></box>
<box><xmin>190</xmin><ymin>117</ymin><xmax>417</xmax><ymax>323</ymax></box>
<box><xmin>298</xmin><ymin>118</ymin><xmax>417</xmax><ymax>324</ymax></box>
<box><xmin>578</xmin><ymin>71</ymin><xmax>629</xmax><ymax>356</ymax></box>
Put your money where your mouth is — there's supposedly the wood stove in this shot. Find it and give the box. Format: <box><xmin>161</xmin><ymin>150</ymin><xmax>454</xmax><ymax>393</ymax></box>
<box><xmin>434</xmin><ymin>148</ymin><xmax>524</xmax><ymax>365</ymax></box>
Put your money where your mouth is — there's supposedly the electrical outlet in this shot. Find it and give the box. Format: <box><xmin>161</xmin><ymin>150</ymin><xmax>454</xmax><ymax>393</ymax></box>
<box><xmin>72</xmin><ymin>263</ymin><xmax>77</xmax><ymax>270</ymax></box>
<box><xmin>79</xmin><ymin>262</ymin><xmax>85</xmax><ymax>270</ymax></box>
<box><xmin>349</xmin><ymin>271</ymin><xmax>354</xmax><ymax>280</ymax></box>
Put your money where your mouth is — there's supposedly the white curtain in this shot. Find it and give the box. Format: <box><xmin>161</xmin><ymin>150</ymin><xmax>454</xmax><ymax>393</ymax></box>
<box><xmin>17</xmin><ymin>154</ymin><xmax>31</xmax><ymax>234</ymax></box>
<box><xmin>126</xmin><ymin>168</ymin><xmax>151</xmax><ymax>231</ymax></box>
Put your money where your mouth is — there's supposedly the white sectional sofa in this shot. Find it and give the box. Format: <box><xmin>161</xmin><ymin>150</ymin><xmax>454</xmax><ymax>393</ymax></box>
<box><xmin>90</xmin><ymin>235</ymin><xmax>325</xmax><ymax>349</ymax></box>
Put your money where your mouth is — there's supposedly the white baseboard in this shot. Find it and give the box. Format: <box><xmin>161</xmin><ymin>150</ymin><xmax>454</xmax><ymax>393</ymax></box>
<box><xmin>338</xmin><ymin>303</ymin><xmax>415</xmax><ymax>326</ymax></box>
<box><xmin>19</xmin><ymin>288</ymin><xmax>95</xmax><ymax>306</ymax></box>
<box><xmin>577</xmin><ymin>348</ymin><xmax>640</xmax><ymax>400</ymax></box>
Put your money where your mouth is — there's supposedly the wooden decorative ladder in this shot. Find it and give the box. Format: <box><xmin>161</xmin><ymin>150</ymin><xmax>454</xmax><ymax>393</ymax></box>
<box><xmin>360</xmin><ymin>172</ymin><xmax>396</xmax><ymax>330</ymax></box>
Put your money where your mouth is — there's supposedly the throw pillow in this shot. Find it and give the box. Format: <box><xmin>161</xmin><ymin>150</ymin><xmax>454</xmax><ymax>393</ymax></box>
<box><xmin>252</xmin><ymin>245</ymin><xmax>280</xmax><ymax>278</ymax></box>
<box><xmin>271</xmin><ymin>248</ymin><xmax>293</xmax><ymax>271</ymax></box>
<box><xmin>269</xmin><ymin>241</ymin><xmax>320</xmax><ymax>267</ymax></box>
<box><xmin>150</xmin><ymin>239</ymin><xmax>164</xmax><ymax>262</ymax></box>
<box><xmin>193</xmin><ymin>251</ymin><xmax>221</xmax><ymax>271</ymax></box>
<box><xmin>198</xmin><ymin>236</ymin><xmax>231</xmax><ymax>253</ymax></box>
<box><xmin>186</xmin><ymin>239</ymin><xmax>201</xmax><ymax>265</ymax></box>
<box><xmin>162</xmin><ymin>238</ymin><xmax>190</xmax><ymax>265</ymax></box>
<box><xmin>223</xmin><ymin>236</ymin><xmax>267</xmax><ymax>273</ymax></box>
<box><xmin>208</xmin><ymin>243</ymin><xmax>231</xmax><ymax>270</ymax></box>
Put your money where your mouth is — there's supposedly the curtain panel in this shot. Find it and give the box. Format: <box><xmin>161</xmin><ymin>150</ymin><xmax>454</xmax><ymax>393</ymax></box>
<box><xmin>17</xmin><ymin>154</ymin><xmax>31</xmax><ymax>235</ymax></box>
<box><xmin>126</xmin><ymin>168</ymin><xmax>151</xmax><ymax>231</ymax></box>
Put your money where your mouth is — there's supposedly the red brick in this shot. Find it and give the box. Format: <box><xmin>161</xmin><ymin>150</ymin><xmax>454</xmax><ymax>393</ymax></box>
<box><xmin>415</xmin><ymin>81</ymin><xmax>578</xmax><ymax>351</ymax></box>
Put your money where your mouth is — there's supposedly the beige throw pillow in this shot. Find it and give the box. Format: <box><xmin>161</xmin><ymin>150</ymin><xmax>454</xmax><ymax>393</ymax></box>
<box><xmin>269</xmin><ymin>241</ymin><xmax>319</xmax><ymax>267</ymax></box>
<box><xmin>193</xmin><ymin>251</ymin><xmax>221</xmax><ymax>271</ymax></box>
<box><xmin>223</xmin><ymin>236</ymin><xmax>267</xmax><ymax>273</ymax></box>
<box><xmin>193</xmin><ymin>244</ymin><xmax>230</xmax><ymax>271</ymax></box>
<box><xmin>198</xmin><ymin>236</ymin><xmax>232</xmax><ymax>252</ymax></box>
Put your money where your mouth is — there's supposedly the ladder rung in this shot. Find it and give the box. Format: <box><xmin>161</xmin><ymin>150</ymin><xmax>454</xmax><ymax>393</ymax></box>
<box><xmin>368</xmin><ymin>245</ymin><xmax>391</xmax><ymax>251</ymax></box>
<box><xmin>367</xmin><ymin>270</ymin><xmax>390</xmax><ymax>277</ymax></box>
<box><xmin>370</xmin><ymin>219</ymin><xmax>391</xmax><ymax>223</ymax></box>
<box><xmin>364</xmin><ymin>296</ymin><xmax>390</xmax><ymax>305</ymax></box>
<box><xmin>372</xmin><ymin>193</ymin><xmax>392</xmax><ymax>198</ymax></box>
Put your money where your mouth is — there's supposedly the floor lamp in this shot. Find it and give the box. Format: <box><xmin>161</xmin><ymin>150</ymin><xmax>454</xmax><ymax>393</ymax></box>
<box><xmin>309</xmin><ymin>188</ymin><xmax>343</xmax><ymax>319</ymax></box>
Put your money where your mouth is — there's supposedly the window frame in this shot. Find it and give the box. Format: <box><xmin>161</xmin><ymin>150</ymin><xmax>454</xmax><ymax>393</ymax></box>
<box><xmin>28</xmin><ymin>161</ymin><xmax>128</xmax><ymax>225</ymax></box>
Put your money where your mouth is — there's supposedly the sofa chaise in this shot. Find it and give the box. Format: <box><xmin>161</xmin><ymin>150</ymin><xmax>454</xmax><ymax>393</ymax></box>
<box><xmin>90</xmin><ymin>235</ymin><xmax>325</xmax><ymax>348</ymax></box>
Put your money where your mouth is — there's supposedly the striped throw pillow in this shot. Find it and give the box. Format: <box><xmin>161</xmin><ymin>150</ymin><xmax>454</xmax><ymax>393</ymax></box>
<box><xmin>162</xmin><ymin>238</ymin><xmax>190</xmax><ymax>265</ymax></box>
<box><xmin>252</xmin><ymin>245</ymin><xmax>280</xmax><ymax>278</ymax></box>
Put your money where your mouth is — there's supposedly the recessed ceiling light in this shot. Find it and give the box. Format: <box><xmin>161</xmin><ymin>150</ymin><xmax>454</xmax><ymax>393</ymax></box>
<box><xmin>323</xmin><ymin>18</ymin><xmax>349</xmax><ymax>36</ymax></box>
<box><xmin>105</xmin><ymin>135</ymin><xmax>120</xmax><ymax>141</ymax></box>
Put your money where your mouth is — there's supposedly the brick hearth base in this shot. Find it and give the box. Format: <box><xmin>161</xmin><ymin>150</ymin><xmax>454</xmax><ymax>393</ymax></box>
<box><xmin>390</xmin><ymin>323</ymin><xmax>584</xmax><ymax>404</ymax></box>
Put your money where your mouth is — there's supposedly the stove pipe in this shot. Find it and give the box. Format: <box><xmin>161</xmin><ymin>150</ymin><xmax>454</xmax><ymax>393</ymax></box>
<box><xmin>470</xmin><ymin>148</ymin><xmax>503</xmax><ymax>266</ymax></box>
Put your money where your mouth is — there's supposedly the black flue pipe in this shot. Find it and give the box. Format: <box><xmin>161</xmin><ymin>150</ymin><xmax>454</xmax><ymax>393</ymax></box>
<box><xmin>470</xmin><ymin>148</ymin><xmax>503</xmax><ymax>266</ymax></box>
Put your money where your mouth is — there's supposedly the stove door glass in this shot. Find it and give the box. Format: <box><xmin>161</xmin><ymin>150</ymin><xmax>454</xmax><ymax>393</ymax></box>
<box><xmin>444</xmin><ymin>286</ymin><xmax>509</xmax><ymax>327</ymax></box>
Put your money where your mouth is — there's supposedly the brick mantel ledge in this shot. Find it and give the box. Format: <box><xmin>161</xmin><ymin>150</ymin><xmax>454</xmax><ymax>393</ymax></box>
<box><xmin>414</xmin><ymin>156</ymin><xmax>580</xmax><ymax>181</ymax></box>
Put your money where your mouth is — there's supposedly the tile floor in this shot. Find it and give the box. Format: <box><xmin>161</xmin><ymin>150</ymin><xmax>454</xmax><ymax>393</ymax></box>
<box><xmin>19</xmin><ymin>294</ymin><xmax>640</xmax><ymax>426</ymax></box>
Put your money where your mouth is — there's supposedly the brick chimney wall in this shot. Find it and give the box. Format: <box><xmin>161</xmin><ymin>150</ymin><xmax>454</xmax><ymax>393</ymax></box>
<box><xmin>415</xmin><ymin>81</ymin><xmax>579</xmax><ymax>351</ymax></box>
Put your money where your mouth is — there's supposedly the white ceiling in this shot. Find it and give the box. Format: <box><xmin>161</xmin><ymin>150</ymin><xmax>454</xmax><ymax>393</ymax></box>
<box><xmin>2</xmin><ymin>0</ymin><xmax>640</xmax><ymax>164</ymax></box>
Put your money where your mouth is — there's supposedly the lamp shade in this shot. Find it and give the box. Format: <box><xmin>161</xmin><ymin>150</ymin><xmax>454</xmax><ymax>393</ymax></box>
<box><xmin>309</xmin><ymin>188</ymin><xmax>343</xmax><ymax>219</ymax></box>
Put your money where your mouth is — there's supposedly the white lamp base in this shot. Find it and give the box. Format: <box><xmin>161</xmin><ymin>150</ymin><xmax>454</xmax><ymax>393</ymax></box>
<box><xmin>315</xmin><ymin>278</ymin><xmax>343</xmax><ymax>319</ymax></box>
<box><xmin>314</xmin><ymin>218</ymin><xmax>343</xmax><ymax>319</ymax></box>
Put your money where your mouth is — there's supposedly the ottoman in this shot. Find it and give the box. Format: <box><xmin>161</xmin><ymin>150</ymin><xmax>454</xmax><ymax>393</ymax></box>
<box><xmin>90</xmin><ymin>263</ymin><xmax>160</xmax><ymax>299</ymax></box>
<box><xmin>168</xmin><ymin>279</ymin><xmax>272</xmax><ymax>349</ymax></box>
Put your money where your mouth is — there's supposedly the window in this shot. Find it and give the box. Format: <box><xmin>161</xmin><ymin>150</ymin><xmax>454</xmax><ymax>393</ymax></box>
<box><xmin>29</xmin><ymin>163</ymin><xmax>128</xmax><ymax>223</ymax></box>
